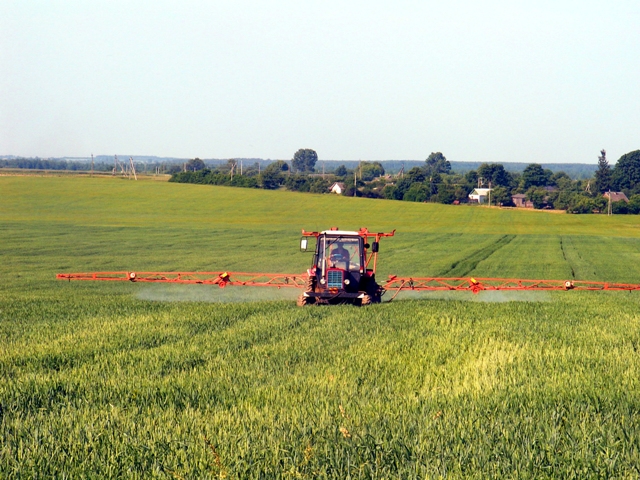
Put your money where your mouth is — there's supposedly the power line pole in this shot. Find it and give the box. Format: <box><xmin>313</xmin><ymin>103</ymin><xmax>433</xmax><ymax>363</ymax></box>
<box><xmin>91</xmin><ymin>153</ymin><xmax>94</xmax><ymax>177</ymax></box>
<box><xmin>129</xmin><ymin>157</ymin><xmax>137</xmax><ymax>180</ymax></box>
<box><xmin>354</xmin><ymin>170</ymin><xmax>357</xmax><ymax>197</ymax></box>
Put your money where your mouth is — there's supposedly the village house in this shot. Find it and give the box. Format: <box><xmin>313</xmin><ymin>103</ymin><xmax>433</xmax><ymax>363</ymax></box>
<box><xmin>468</xmin><ymin>188</ymin><xmax>492</xmax><ymax>204</ymax></box>
<box><xmin>603</xmin><ymin>191</ymin><xmax>629</xmax><ymax>203</ymax></box>
<box><xmin>512</xmin><ymin>194</ymin><xmax>533</xmax><ymax>208</ymax></box>
<box><xmin>329</xmin><ymin>182</ymin><xmax>346</xmax><ymax>194</ymax></box>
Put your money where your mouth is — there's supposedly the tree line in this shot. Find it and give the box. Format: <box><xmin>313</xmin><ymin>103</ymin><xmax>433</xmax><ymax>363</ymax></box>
<box><xmin>170</xmin><ymin>148</ymin><xmax>640</xmax><ymax>214</ymax></box>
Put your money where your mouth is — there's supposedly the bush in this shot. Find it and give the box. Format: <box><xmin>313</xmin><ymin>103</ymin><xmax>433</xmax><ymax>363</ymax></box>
<box><xmin>627</xmin><ymin>195</ymin><xmax>640</xmax><ymax>214</ymax></box>
<box><xmin>403</xmin><ymin>183</ymin><xmax>429</xmax><ymax>202</ymax></box>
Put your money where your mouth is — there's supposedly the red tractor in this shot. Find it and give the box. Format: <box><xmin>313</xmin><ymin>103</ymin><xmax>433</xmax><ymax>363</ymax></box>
<box><xmin>297</xmin><ymin>227</ymin><xmax>395</xmax><ymax>306</ymax></box>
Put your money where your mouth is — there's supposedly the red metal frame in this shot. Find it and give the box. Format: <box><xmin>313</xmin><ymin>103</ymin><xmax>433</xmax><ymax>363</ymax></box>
<box><xmin>56</xmin><ymin>271</ymin><xmax>307</xmax><ymax>288</ymax></box>
<box><xmin>382</xmin><ymin>275</ymin><xmax>640</xmax><ymax>300</ymax></box>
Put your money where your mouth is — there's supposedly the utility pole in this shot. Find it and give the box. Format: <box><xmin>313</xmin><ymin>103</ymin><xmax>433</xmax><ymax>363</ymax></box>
<box><xmin>91</xmin><ymin>153</ymin><xmax>94</xmax><ymax>177</ymax></box>
<box><xmin>129</xmin><ymin>157</ymin><xmax>137</xmax><ymax>180</ymax></box>
<box><xmin>354</xmin><ymin>170</ymin><xmax>357</xmax><ymax>197</ymax></box>
<box><xmin>608</xmin><ymin>190</ymin><xmax>612</xmax><ymax>216</ymax></box>
<box><xmin>488</xmin><ymin>181</ymin><xmax>492</xmax><ymax>207</ymax></box>
<box><xmin>240</xmin><ymin>160</ymin><xmax>243</xmax><ymax>176</ymax></box>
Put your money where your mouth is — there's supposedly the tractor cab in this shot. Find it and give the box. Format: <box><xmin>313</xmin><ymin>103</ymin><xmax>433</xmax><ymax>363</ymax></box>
<box><xmin>298</xmin><ymin>227</ymin><xmax>395</xmax><ymax>305</ymax></box>
<box><xmin>317</xmin><ymin>233</ymin><xmax>365</xmax><ymax>292</ymax></box>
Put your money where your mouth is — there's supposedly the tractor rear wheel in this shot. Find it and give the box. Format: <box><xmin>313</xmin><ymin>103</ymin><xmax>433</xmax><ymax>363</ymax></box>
<box><xmin>297</xmin><ymin>276</ymin><xmax>316</xmax><ymax>306</ymax></box>
<box><xmin>297</xmin><ymin>294</ymin><xmax>310</xmax><ymax>306</ymax></box>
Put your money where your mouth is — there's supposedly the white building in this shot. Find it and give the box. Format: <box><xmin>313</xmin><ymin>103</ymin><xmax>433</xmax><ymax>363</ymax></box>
<box><xmin>329</xmin><ymin>182</ymin><xmax>346</xmax><ymax>194</ymax></box>
<box><xmin>468</xmin><ymin>188</ymin><xmax>492</xmax><ymax>204</ymax></box>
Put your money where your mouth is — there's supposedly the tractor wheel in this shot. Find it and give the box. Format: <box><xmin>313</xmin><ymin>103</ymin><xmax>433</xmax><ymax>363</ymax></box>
<box><xmin>360</xmin><ymin>294</ymin><xmax>372</xmax><ymax>306</ymax></box>
<box><xmin>360</xmin><ymin>282</ymin><xmax>382</xmax><ymax>306</ymax></box>
<box><xmin>297</xmin><ymin>276</ymin><xmax>316</xmax><ymax>306</ymax></box>
<box><xmin>297</xmin><ymin>294</ymin><xmax>311</xmax><ymax>306</ymax></box>
<box><xmin>305</xmin><ymin>276</ymin><xmax>316</xmax><ymax>291</ymax></box>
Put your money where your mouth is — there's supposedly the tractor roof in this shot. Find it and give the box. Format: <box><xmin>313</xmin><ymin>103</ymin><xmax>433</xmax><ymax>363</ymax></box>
<box><xmin>320</xmin><ymin>230</ymin><xmax>360</xmax><ymax>236</ymax></box>
<box><xmin>302</xmin><ymin>228</ymin><xmax>395</xmax><ymax>238</ymax></box>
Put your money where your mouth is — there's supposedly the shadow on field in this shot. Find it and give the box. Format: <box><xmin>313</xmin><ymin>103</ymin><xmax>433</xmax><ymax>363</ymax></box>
<box><xmin>136</xmin><ymin>284</ymin><xmax>300</xmax><ymax>303</ymax></box>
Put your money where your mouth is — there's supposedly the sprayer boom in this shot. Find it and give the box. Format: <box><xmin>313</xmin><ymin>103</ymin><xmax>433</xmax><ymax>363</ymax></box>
<box><xmin>56</xmin><ymin>227</ymin><xmax>640</xmax><ymax>305</ymax></box>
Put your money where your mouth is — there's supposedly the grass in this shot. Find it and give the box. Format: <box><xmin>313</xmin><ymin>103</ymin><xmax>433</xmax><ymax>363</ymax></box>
<box><xmin>2</xmin><ymin>176</ymin><xmax>640</xmax><ymax>478</ymax></box>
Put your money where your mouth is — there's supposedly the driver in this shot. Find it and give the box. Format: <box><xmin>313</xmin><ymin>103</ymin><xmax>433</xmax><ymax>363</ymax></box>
<box><xmin>329</xmin><ymin>242</ymin><xmax>349</xmax><ymax>265</ymax></box>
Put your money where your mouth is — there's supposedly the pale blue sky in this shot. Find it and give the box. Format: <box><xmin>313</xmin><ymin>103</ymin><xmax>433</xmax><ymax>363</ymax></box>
<box><xmin>1</xmin><ymin>1</ymin><xmax>638</xmax><ymax>163</ymax></box>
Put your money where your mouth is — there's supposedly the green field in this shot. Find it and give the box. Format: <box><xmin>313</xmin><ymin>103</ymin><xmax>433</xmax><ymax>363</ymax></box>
<box><xmin>2</xmin><ymin>176</ymin><xmax>640</xmax><ymax>478</ymax></box>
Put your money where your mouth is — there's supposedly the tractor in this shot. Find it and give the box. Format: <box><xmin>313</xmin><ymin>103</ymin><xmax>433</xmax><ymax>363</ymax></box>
<box><xmin>297</xmin><ymin>227</ymin><xmax>395</xmax><ymax>306</ymax></box>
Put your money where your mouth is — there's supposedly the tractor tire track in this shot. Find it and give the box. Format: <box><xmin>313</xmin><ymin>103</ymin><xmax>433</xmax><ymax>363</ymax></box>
<box><xmin>438</xmin><ymin>235</ymin><xmax>516</xmax><ymax>278</ymax></box>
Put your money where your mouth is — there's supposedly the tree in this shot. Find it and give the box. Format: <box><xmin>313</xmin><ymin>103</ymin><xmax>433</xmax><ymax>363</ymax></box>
<box><xmin>525</xmin><ymin>187</ymin><xmax>547</xmax><ymax>209</ymax></box>
<box><xmin>360</xmin><ymin>162</ymin><xmax>385</xmax><ymax>181</ymax></box>
<box><xmin>611</xmin><ymin>201</ymin><xmax>628</xmax><ymax>215</ymax></box>
<box><xmin>477</xmin><ymin>163</ymin><xmax>512</xmax><ymax>188</ymax></box>
<box><xmin>428</xmin><ymin>172</ymin><xmax>442</xmax><ymax>196</ymax></box>
<box><xmin>465</xmin><ymin>170</ymin><xmax>478</xmax><ymax>186</ymax></box>
<box><xmin>424</xmin><ymin>152</ymin><xmax>451</xmax><ymax>176</ymax></box>
<box><xmin>454</xmin><ymin>186</ymin><xmax>471</xmax><ymax>203</ymax></box>
<box><xmin>567</xmin><ymin>196</ymin><xmax>594</xmax><ymax>214</ymax></box>
<box><xmin>403</xmin><ymin>183</ymin><xmax>429</xmax><ymax>202</ymax></box>
<box><xmin>521</xmin><ymin>164</ymin><xmax>551</xmax><ymax>189</ymax></box>
<box><xmin>291</xmin><ymin>149</ymin><xmax>318</xmax><ymax>173</ymax></box>
<box><xmin>334</xmin><ymin>165</ymin><xmax>348</xmax><ymax>177</ymax></box>
<box><xmin>594</xmin><ymin>149</ymin><xmax>612</xmax><ymax>193</ymax></box>
<box><xmin>392</xmin><ymin>167</ymin><xmax>426</xmax><ymax>200</ymax></box>
<box><xmin>627</xmin><ymin>195</ymin><xmax>640</xmax><ymax>214</ymax></box>
<box><xmin>491</xmin><ymin>186</ymin><xmax>513</xmax><ymax>206</ymax></box>
<box><xmin>612</xmin><ymin>149</ymin><xmax>640</xmax><ymax>192</ymax></box>
<box><xmin>186</xmin><ymin>158</ymin><xmax>206</xmax><ymax>171</ymax></box>
<box><xmin>264</xmin><ymin>160</ymin><xmax>289</xmax><ymax>173</ymax></box>
<box><xmin>436</xmin><ymin>185</ymin><xmax>456</xmax><ymax>204</ymax></box>
<box><xmin>551</xmin><ymin>171</ymin><xmax>572</xmax><ymax>190</ymax></box>
<box><xmin>260</xmin><ymin>161</ymin><xmax>288</xmax><ymax>189</ymax></box>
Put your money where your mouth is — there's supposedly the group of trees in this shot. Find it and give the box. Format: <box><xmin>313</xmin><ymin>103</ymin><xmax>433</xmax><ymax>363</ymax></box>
<box><xmin>170</xmin><ymin>149</ymin><xmax>325</xmax><ymax>191</ymax></box>
<box><xmin>0</xmin><ymin>158</ymin><xmax>112</xmax><ymax>171</ymax></box>
<box><xmin>170</xmin><ymin>148</ymin><xmax>640</xmax><ymax>214</ymax></box>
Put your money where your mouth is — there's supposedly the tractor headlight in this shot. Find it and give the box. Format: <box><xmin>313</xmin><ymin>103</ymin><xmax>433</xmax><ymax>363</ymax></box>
<box><xmin>344</xmin><ymin>279</ymin><xmax>350</xmax><ymax>285</ymax></box>
<box><xmin>320</xmin><ymin>278</ymin><xmax>326</xmax><ymax>285</ymax></box>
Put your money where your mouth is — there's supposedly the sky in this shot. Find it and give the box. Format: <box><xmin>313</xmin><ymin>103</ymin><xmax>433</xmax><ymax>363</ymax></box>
<box><xmin>1</xmin><ymin>1</ymin><xmax>639</xmax><ymax>164</ymax></box>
